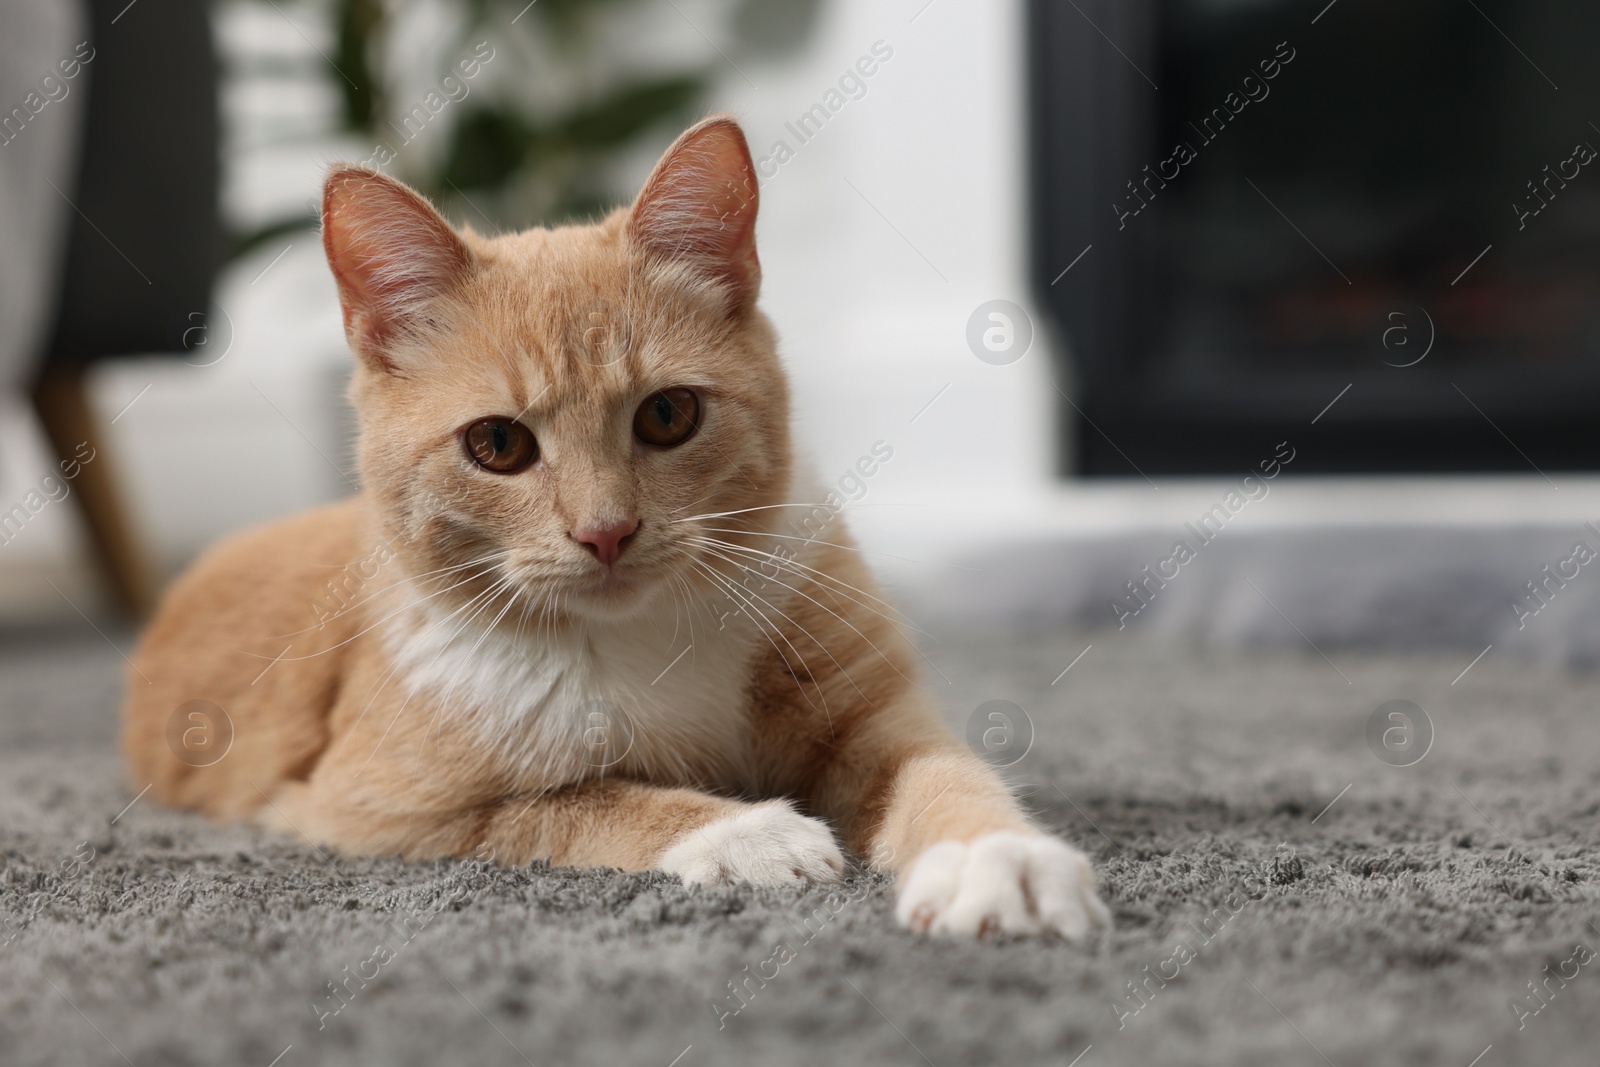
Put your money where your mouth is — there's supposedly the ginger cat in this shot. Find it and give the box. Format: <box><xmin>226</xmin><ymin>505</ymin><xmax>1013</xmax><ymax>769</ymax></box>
<box><xmin>121</xmin><ymin>116</ymin><xmax>1109</xmax><ymax>939</ymax></box>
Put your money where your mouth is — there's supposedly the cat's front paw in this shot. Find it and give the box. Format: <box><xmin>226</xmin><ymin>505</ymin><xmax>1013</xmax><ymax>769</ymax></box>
<box><xmin>895</xmin><ymin>831</ymin><xmax>1110</xmax><ymax>940</ymax></box>
<box><xmin>659</xmin><ymin>800</ymin><xmax>845</xmax><ymax>887</ymax></box>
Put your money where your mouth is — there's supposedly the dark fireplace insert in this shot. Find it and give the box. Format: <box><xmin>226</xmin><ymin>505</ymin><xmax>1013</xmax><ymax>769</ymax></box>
<box><xmin>1030</xmin><ymin>0</ymin><xmax>1600</xmax><ymax>476</ymax></box>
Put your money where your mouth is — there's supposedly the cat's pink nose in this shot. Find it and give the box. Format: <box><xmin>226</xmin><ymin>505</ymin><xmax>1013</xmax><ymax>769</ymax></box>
<box><xmin>571</xmin><ymin>520</ymin><xmax>638</xmax><ymax>567</ymax></box>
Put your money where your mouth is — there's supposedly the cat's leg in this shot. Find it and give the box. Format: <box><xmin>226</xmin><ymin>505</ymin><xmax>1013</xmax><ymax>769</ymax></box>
<box><xmin>809</xmin><ymin>693</ymin><xmax>1110</xmax><ymax>940</ymax></box>
<box><xmin>260</xmin><ymin>776</ymin><xmax>844</xmax><ymax>887</ymax></box>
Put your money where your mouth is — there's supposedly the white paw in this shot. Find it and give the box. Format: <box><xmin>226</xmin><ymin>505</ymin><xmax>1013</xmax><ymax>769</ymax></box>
<box><xmin>895</xmin><ymin>831</ymin><xmax>1111</xmax><ymax>940</ymax></box>
<box><xmin>658</xmin><ymin>800</ymin><xmax>845</xmax><ymax>887</ymax></box>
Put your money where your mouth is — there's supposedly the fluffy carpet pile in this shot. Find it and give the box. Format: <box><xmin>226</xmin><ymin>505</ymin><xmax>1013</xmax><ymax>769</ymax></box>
<box><xmin>3</xmin><ymin>620</ymin><xmax>1598</xmax><ymax>1066</ymax></box>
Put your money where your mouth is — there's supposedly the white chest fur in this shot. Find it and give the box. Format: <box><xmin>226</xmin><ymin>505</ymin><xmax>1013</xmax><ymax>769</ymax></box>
<box><xmin>379</xmin><ymin>582</ymin><xmax>763</xmax><ymax>792</ymax></box>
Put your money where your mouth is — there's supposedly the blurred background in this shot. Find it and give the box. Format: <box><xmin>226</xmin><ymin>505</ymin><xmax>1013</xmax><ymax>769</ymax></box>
<box><xmin>4</xmin><ymin>0</ymin><xmax>1599</xmax><ymax>664</ymax></box>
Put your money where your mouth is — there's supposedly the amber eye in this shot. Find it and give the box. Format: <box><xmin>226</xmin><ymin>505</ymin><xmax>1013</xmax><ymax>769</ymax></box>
<box><xmin>633</xmin><ymin>388</ymin><xmax>700</xmax><ymax>447</ymax></box>
<box><xmin>463</xmin><ymin>417</ymin><xmax>537</xmax><ymax>473</ymax></box>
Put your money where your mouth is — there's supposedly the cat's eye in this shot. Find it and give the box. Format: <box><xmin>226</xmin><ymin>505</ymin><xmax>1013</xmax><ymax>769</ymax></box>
<box><xmin>463</xmin><ymin>417</ymin><xmax>538</xmax><ymax>473</ymax></box>
<box><xmin>633</xmin><ymin>388</ymin><xmax>700</xmax><ymax>447</ymax></box>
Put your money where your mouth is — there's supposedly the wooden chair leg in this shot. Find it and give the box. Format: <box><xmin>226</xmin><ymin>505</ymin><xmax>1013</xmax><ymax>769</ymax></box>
<box><xmin>31</xmin><ymin>372</ymin><xmax>159</xmax><ymax>619</ymax></box>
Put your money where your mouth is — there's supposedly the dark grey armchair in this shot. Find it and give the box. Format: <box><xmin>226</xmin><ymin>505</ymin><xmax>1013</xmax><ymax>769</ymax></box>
<box><xmin>22</xmin><ymin>0</ymin><xmax>221</xmax><ymax>616</ymax></box>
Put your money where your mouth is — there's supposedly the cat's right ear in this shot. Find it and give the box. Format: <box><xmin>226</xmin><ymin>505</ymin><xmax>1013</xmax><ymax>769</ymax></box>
<box><xmin>321</xmin><ymin>166</ymin><xmax>473</xmax><ymax>372</ymax></box>
<box><xmin>629</xmin><ymin>116</ymin><xmax>761</xmax><ymax>313</ymax></box>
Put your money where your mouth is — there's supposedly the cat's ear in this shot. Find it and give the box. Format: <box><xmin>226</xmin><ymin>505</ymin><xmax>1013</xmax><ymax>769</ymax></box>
<box><xmin>321</xmin><ymin>166</ymin><xmax>473</xmax><ymax>371</ymax></box>
<box><xmin>628</xmin><ymin>115</ymin><xmax>761</xmax><ymax>311</ymax></box>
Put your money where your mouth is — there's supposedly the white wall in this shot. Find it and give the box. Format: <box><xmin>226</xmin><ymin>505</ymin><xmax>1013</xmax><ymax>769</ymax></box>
<box><xmin>718</xmin><ymin>0</ymin><xmax>1055</xmax><ymax>517</ymax></box>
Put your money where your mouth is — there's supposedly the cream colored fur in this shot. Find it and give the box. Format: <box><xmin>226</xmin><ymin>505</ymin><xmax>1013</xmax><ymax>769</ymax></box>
<box><xmin>120</xmin><ymin>116</ymin><xmax>1108</xmax><ymax>940</ymax></box>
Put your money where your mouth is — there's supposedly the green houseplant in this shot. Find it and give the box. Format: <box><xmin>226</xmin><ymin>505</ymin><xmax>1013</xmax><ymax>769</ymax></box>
<box><xmin>234</xmin><ymin>0</ymin><xmax>819</xmax><ymax>257</ymax></box>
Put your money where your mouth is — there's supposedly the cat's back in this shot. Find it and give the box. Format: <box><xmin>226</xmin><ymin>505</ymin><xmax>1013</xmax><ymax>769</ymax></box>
<box><xmin>122</xmin><ymin>495</ymin><xmax>372</xmax><ymax>817</ymax></box>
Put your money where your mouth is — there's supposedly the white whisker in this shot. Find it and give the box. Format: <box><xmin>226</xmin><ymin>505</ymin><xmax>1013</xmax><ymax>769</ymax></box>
<box><xmin>693</xmin><ymin>526</ymin><xmax>946</xmax><ymax>572</ymax></box>
<box><xmin>266</xmin><ymin>549</ymin><xmax>511</xmax><ymax>641</ymax></box>
<box><xmin>242</xmin><ymin>556</ymin><xmax>509</xmax><ymax>663</ymax></box>
<box><xmin>412</xmin><ymin>575</ymin><xmax>523</xmax><ymax>783</ymax></box>
<box><xmin>670</xmin><ymin>502</ymin><xmax>836</xmax><ymax>525</ymax></box>
<box><xmin>688</xmin><ymin>557</ymin><xmax>832</xmax><ymax>729</ymax></box>
<box><xmin>351</xmin><ymin>573</ymin><xmax>516</xmax><ymax>777</ymax></box>
<box><xmin>688</xmin><ymin>534</ymin><xmax>919</xmax><ymax>631</ymax></box>
<box><xmin>691</xmin><ymin>545</ymin><xmax>900</xmax><ymax>701</ymax></box>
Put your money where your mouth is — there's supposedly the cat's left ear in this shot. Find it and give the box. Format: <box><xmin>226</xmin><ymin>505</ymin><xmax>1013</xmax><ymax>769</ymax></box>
<box><xmin>629</xmin><ymin>115</ymin><xmax>761</xmax><ymax>312</ymax></box>
<box><xmin>322</xmin><ymin>166</ymin><xmax>474</xmax><ymax>372</ymax></box>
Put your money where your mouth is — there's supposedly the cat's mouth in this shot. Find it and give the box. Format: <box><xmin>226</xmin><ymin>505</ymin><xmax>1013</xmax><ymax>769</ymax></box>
<box><xmin>582</xmin><ymin>571</ymin><xmax>642</xmax><ymax>597</ymax></box>
<box><xmin>567</xmin><ymin>564</ymin><xmax>658</xmax><ymax>614</ymax></box>
<box><xmin>497</xmin><ymin>553</ymin><xmax>671</xmax><ymax>621</ymax></box>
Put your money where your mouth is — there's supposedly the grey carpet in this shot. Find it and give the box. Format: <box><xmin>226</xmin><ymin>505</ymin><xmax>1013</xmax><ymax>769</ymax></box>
<box><xmin>3</xmin><ymin>620</ymin><xmax>1600</xmax><ymax>1067</ymax></box>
